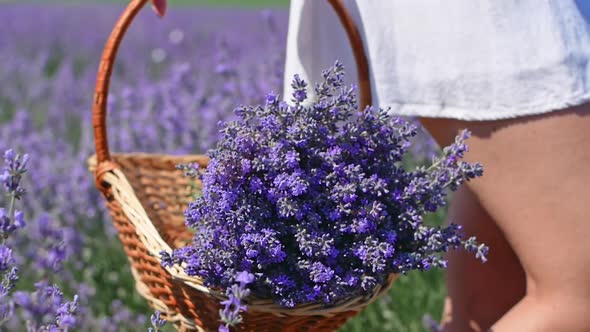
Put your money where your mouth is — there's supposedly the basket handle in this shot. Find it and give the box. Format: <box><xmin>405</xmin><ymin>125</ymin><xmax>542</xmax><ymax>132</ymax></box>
<box><xmin>92</xmin><ymin>0</ymin><xmax>372</xmax><ymax>189</ymax></box>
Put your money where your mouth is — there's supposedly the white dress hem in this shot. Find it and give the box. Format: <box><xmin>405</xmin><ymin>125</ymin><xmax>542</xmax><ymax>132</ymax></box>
<box><xmin>382</xmin><ymin>91</ymin><xmax>590</xmax><ymax>121</ymax></box>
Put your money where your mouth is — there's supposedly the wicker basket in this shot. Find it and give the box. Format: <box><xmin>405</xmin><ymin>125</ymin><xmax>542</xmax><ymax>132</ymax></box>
<box><xmin>88</xmin><ymin>1</ymin><xmax>396</xmax><ymax>331</ymax></box>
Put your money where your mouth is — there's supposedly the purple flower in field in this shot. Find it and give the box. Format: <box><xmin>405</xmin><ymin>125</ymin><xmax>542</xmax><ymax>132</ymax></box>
<box><xmin>147</xmin><ymin>311</ymin><xmax>166</xmax><ymax>332</ymax></box>
<box><xmin>55</xmin><ymin>295</ymin><xmax>79</xmax><ymax>330</ymax></box>
<box><xmin>27</xmin><ymin>214</ymin><xmax>68</xmax><ymax>273</ymax></box>
<box><xmin>13</xmin><ymin>281</ymin><xmax>78</xmax><ymax>331</ymax></box>
<box><xmin>0</xmin><ymin>210</ymin><xmax>15</xmax><ymax>238</ymax></box>
<box><xmin>0</xmin><ymin>246</ymin><xmax>15</xmax><ymax>272</ymax></box>
<box><xmin>1</xmin><ymin>5</ymin><xmax>291</xmax><ymax>330</ymax></box>
<box><xmin>1</xmin><ymin>149</ymin><xmax>28</xmax><ymax>199</ymax></box>
<box><xmin>97</xmin><ymin>300</ymin><xmax>147</xmax><ymax>332</ymax></box>
<box><xmin>0</xmin><ymin>150</ymin><xmax>80</xmax><ymax>330</ymax></box>
<box><xmin>0</xmin><ymin>5</ymin><xmax>443</xmax><ymax>329</ymax></box>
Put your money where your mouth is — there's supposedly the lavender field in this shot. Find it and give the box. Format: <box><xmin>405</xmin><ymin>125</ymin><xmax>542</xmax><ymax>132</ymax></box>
<box><xmin>0</xmin><ymin>3</ymin><xmax>442</xmax><ymax>331</ymax></box>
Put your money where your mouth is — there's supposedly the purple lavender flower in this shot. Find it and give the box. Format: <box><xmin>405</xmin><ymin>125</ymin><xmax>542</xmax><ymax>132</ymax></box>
<box><xmin>96</xmin><ymin>300</ymin><xmax>147</xmax><ymax>332</ymax></box>
<box><xmin>0</xmin><ymin>150</ymin><xmax>80</xmax><ymax>330</ymax></box>
<box><xmin>235</xmin><ymin>270</ymin><xmax>255</xmax><ymax>286</ymax></box>
<box><xmin>0</xmin><ymin>246</ymin><xmax>15</xmax><ymax>272</ymax></box>
<box><xmin>164</xmin><ymin>62</ymin><xmax>487</xmax><ymax>316</ymax></box>
<box><xmin>54</xmin><ymin>295</ymin><xmax>79</xmax><ymax>331</ymax></box>
<box><xmin>0</xmin><ymin>149</ymin><xmax>28</xmax><ymax>199</ymax></box>
<box><xmin>290</xmin><ymin>74</ymin><xmax>307</xmax><ymax>103</ymax></box>
<box><xmin>422</xmin><ymin>314</ymin><xmax>442</xmax><ymax>332</ymax></box>
<box><xmin>148</xmin><ymin>311</ymin><xmax>167</xmax><ymax>332</ymax></box>
<box><xmin>26</xmin><ymin>214</ymin><xmax>68</xmax><ymax>273</ymax></box>
<box><xmin>218</xmin><ymin>271</ymin><xmax>253</xmax><ymax>332</ymax></box>
<box><xmin>14</xmin><ymin>281</ymin><xmax>79</xmax><ymax>331</ymax></box>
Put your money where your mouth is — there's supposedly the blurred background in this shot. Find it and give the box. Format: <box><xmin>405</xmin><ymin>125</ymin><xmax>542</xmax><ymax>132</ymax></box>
<box><xmin>0</xmin><ymin>1</ymin><xmax>442</xmax><ymax>331</ymax></box>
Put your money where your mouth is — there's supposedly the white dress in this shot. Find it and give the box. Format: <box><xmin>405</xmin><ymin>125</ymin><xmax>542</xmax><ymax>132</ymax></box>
<box><xmin>283</xmin><ymin>0</ymin><xmax>590</xmax><ymax>120</ymax></box>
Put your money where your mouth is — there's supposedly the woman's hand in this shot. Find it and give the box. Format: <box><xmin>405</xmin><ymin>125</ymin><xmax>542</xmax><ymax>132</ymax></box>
<box><xmin>152</xmin><ymin>0</ymin><xmax>167</xmax><ymax>17</ymax></box>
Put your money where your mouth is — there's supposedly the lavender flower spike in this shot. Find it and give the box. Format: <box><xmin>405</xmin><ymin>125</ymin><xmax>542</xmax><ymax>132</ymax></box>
<box><xmin>148</xmin><ymin>311</ymin><xmax>167</xmax><ymax>332</ymax></box>
<box><xmin>219</xmin><ymin>271</ymin><xmax>254</xmax><ymax>331</ymax></box>
<box><xmin>1</xmin><ymin>149</ymin><xmax>29</xmax><ymax>199</ymax></box>
<box><xmin>0</xmin><ymin>150</ymin><xmax>80</xmax><ymax>330</ymax></box>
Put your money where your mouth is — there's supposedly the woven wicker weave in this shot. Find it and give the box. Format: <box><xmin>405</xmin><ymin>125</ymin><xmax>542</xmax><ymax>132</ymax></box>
<box><xmin>88</xmin><ymin>1</ymin><xmax>397</xmax><ymax>331</ymax></box>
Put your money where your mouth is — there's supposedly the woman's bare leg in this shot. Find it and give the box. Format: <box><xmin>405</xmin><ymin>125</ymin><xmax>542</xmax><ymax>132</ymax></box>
<box><xmin>440</xmin><ymin>186</ymin><xmax>526</xmax><ymax>332</ymax></box>
<box><xmin>420</xmin><ymin>104</ymin><xmax>590</xmax><ymax>331</ymax></box>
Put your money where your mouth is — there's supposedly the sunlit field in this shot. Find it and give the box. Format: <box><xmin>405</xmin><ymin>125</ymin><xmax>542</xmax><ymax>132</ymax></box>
<box><xmin>0</xmin><ymin>2</ymin><xmax>444</xmax><ymax>331</ymax></box>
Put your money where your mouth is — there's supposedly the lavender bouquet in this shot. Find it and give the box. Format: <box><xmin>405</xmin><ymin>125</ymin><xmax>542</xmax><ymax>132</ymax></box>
<box><xmin>162</xmin><ymin>62</ymin><xmax>486</xmax><ymax>330</ymax></box>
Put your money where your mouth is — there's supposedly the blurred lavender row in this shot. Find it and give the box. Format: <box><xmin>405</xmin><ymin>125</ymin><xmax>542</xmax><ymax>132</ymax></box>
<box><xmin>1</xmin><ymin>4</ymin><xmax>286</xmax><ymax>330</ymax></box>
<box><xmin>0</xmin><ymin>3</ymin><xmax>437</xmax><ymax>330</ymax></box>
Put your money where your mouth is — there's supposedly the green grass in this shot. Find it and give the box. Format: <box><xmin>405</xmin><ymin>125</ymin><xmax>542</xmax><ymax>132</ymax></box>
<box><xmin>341</xmin><ymin>270</ymin><xmax>444</xmax><ymax>332</ymax></box>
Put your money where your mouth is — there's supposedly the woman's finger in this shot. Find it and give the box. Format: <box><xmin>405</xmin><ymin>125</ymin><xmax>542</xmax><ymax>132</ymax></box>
<box><xmin>151</xmin><ymin>0</ymin><xmax>167</xmax><ymax>17</ymax></box>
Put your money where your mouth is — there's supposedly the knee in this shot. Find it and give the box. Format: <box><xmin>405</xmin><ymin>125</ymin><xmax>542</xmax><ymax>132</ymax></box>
<box><xmin>528</xmin><ymin>290</ymin><xmax>590</xmax><ymax>331</ymax></box>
